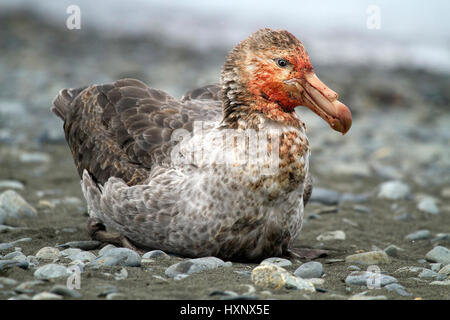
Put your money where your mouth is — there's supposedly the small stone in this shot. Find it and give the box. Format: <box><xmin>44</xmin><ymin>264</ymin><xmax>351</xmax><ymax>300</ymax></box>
<box><xmin>394</xmin><ymin>266</ymin><xmax>424</xmax><ymax>277</ymax></box>
<box><xmin>294</xmin><ymin>262</ymin><xmax>323</xmax><ymax>279</ymax></box>
<box><xmin>142</xmin><ymin>250</ymin><xmax>169</xmax><ymax>259</ymax></box>
<box><xmin>430</xmin><ymin>279</ymin><xmax>450</xmax><ymax>286</ymax></box>
<box><xmin>32</xmin><ymin>292</ymin><xmax>63</xmax><ymax>300</ymax></box>
<box><xmin>50</xmin><ymin>285</ymin><xmax>82</xmax><ymax>298</ymax></box>
<box><xmin>384</xmin><ymin>283</ymin><xmax>412</xmax><ymax>297</ymax></box>
<box><xmin>97</xmin><ymin>285</ymin><xmax>118</xmax><ymax>297</ymax></box>
<box><xmin>345</xmin><ymin>251</ymin><xmax>391</xmax><ymax>265</ymax></box>
<box><xmin>384</xmin><ymin>245</ymin><xmax>404</xmax><ymax>257</ymax></box>
<box><xmin>340</xmin><ymin>193</ymin><xmax>369</xmax><ymax>203</ymax></box>
<box><xmin>174</xmin><ymin>274</ymin><xmax>189</xmax><ymax>281</ymax></box>
<box><xmin>251</xmin><ymin>264</ymin><xmax>315</xmax><ymax>292</ymax></box>
<box><xmin>14</xmin><ymin>280</ymin><xmax>45</xmax><ymax>294</ymax></box>
<box><xmin>60</xmin><ymin>248</ymin><xmax>82</xmax><ymax>257</ymax></box>
<box><xmin>441</xmin><ymin>187</ymin><xmax>450</xmax><ymax>198</ymax></box>
<box><xmin>0</xmin><ymin>237</ymin><xmax>32</xmax><ymax>250</ymax></box>
<box><xmin>165</xmin><ymin>257</ymin><xmax>226</xmax><ymax>278</ymax></box>
<box><xmin>405</xmin><ymin>230</ymin><xmax>431</xmax><ymax>240</ymax></box>
<box><xmin>417</xmin><ymin>197</ymin><xmax>440</xmax><ymax>215</ymax></box>
<box><xmin>0</xmin><ymin>277</ymin><xmax>18</xmax><ymax>286</ymax></box>
<box><xmin>0</xmin><ymin>225</ymin><xmax>16</xmax><ymax>233</ymax></box>
<box><xmin>425</xmin><ymin>246</ymin><xmax>450</xmax><ymax>265</ymax></box>
<box><xmin>35</xmin><ymin>247</ymin><xmax>61</xmax><ymax>260</ymax></box>
<box><xmin>432</xmin><ymin>233</ymin><xmax>450</xmax><ymax>243</ymax></box>
<box><xmin>310</xmin><ymin>188</ymin><xmax>340</xmax><ymax>205</ymax></box>
<box><xmin>317</xmin><ymin>230</ymin><xmax>346</xmax><ymax>241</ymax></box>
<box><xmin>418</xmin><ymin>268</ymin><xmax>439</xmax><ymax>279</ymax></box>
<box><xmin>114</xmin><ymin>268</ymin><xmax>128</xmax><ymax>280</ymax></box>
<box><xmin>98</xmin><ymin>244</ymin><xmax>117</xmax><ymax>256</ymax></box>
<box><xmin>34</xmin><ymin>264</ymin><xmax>70</xmax><ymax>279</ymax></box>
<box><xmin>0</xmin><ymin>190</ymin><xmax>37</xmax><ymax>224</ymax></box>
<box><xmin>377</xmin><ymin>181</ymin><xmax>410</xmax><ymax>200</ymax></box>
<box><xmin>438</xmin><ymin>264</ymin><xmax>450</xmax><ymax>275</ymax></box>
<box><xmin>430</xmin><ymin>263</ymin><xmax>442</xmax><ymax>272</ymax></box>
<box><xmin>349</xmin><ymin>292</ymin><xmax>387</xmax><ymax>300</ymax></box>
<box><xmin>347</xmin><ymin>265</ymin><xmax>361</xmax><ymax>271</ymax></box>
<box><xmin>260</xmin><ymin>257</ymin><xmax>292</xmax><ymax>267</ymax></box>
<box><xmin>87</xmin><ymin>248</ymin><xmax>141</xmax><ymax>268</ymax></box>
<box><xmin>308</xmin><ymin>278</ymin><xmax>325</xmax><ymax>286</ymax></box>
<box><xmin>57</xmin><ymin>240</ymin><xmax>102</xmax><ymax>250</ymax></box>
<box><xmin>3</xmin><ymin>251</ymin><xmax>26</xmax><ymax>261</ymax></box>
<box><xmin>345</xmin><ymin>271</ymin><xmax>397</xmax><ymax>287</ymax></box>
<box><xmin>0</xmin><ymin>259</ymin><xmax>29</xmax><ymax>271</ymax></box>
<box><xmin>68</xmin><ymin>251</ymin><xmax>96</xmax><ymax>263</ymax></box>
<box><xmin>0</xmin><ymin>180</ymin><xmax>24</xmax><ymax>190</ymax></box>
<box><xmin>353</xmin><ymin>205</ymin><xmax>371</xmax><ymax>214</ymax></box>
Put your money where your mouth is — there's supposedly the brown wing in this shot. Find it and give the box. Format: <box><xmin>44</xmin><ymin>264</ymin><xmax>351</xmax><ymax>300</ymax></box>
<box><xmin>53</xmin><ymin>79</ymin><xmax>222</xmax><ymax>186</ymax></box>
<box><xmin>181</xmin><ymin>84</ymin><xmax>222</xmax><ymax>102</ymax></box>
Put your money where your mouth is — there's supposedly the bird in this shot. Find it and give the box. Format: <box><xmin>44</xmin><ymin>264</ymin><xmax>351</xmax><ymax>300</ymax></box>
<box><xmin>51</xmin><ymin>28</ymin><xmax>351</xmax><ymax>262</ymax></box>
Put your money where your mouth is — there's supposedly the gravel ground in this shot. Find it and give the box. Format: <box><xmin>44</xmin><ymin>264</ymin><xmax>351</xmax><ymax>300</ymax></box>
<box><xmin>0</xmin><ymin>10</ymin><xmax>449</xmax><ymax>300</ymax></box>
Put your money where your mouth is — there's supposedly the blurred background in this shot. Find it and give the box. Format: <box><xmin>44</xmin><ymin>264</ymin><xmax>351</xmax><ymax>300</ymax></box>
<box><xmin>0</xmin><ymin>0</ymin><xmax>449</xmax><ymax>188</ymax></box>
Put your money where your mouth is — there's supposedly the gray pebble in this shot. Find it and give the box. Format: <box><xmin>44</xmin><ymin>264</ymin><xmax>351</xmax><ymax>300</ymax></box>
<box><xmin>68</xmin><ymin>251</ymin><xmax>96</xmax><ymax>263</ymax></box>
<box><xmin>50</xmin><ymin>285</ymin><xmax>82</xmax><ymax>298</ymax></box>
<box><xmin>425</xmin><ymin>246</ymin><xmax>450</xmax><ymax>265</ymax></box>
<box><xmin>14</xmin><ymin>280</ymin><xmax>46</xmax><ymax>294</ymax></box>
<box><xmin>165</xmin><ymin>256</ymin><xmax>226</xmax><ymax>278</ymax></box>
<box><xmin>0</xmin><ymin>190</ymin><xmax>37</xmax><ymax>224</ymax></box>
<box><xmin>310</xmin><ymin>188</ymin><xmax>340</xmax><ymax>205</ymax></box>
<box><xmin>345</xmin><ymin>271</ymin><xmax>397</xmax><ymax>287</ymax></box>
<box><xmin>340</xmin><ymin>193</ymin><xmax>369</xmax><ymax>203</ymax></box>
<box><xmin>0</xmin><ymin>237</ymin><xmax>32</xmax><ymax>250</ymax></box>
<box><xmin>97</xmin><ymin>285</ymin><xmax>118</xmax><ymax>297</ymax></box>
<box><xmin>0</xmin><ymin>180</ymin><xmax>24</xmax><ymax>190</ymax></box>
<box><xmin>432</xmin><ymin>233</ymin><xmax>450</xmax><ymax>243</ymax></box>
<box><xmin>418</xmin><ymin>268</ymin><xmax>439</xmax><ymax>279</ymax></box>
<box><xmin>347</xmin><ymin>265</ymin><xmax>361</xmax><ymax>271</ymax></box>
<box><xmin>98</xmin><ymin>244</ymin><xmax>117</xmax><ymax>256</ymax></box>
<box><xmin>377</xmin><ymin>180</ymin><xmax>410</xmax><ymax>200</ymax></box>
<box><xmin>34</xmin><ymin>264</ymin><xmax>70</xmax><ymax>279</ymax></box>
<box><xmin>0</xmin><ymin>259</ymin><xmax>29</xmax><ymax>271</ymax></box>
<box><xmin>353</xmin><ymin>205</ymin><xmax>371</xmax><ymax>214</ymax></box>
<box><xmin>405</xmin><ymin>230</ymin><xmax>431</xmax><ymax>241</ymax></box>
<box><xmin>417</xmin><ymin>197</ymin><xmax>440</xmax><ymax>215</ymax></box>
<box><xmin>384</xmin><ymin>244</ymin><xmax>404</xmax><ymax>257</ymax></box>
<box><xmin>142</xmin><ymin>250</ymin><xmax>169</xmax><ymax>259</ymax></box>
<box><xmin>32</xmin><ymin>292</ymin><xmax>63</xmax><ymax>300</ymax></box>
<box><xmin>384</xmin><ymin>283</ymin><xmax>412</xmax><ymax>297</ymax></box>
<box><xmin>57</xmin><ymin>240</ymin><xmax>102</xmax><ymax>250</ymax></box>
<box><xmin>60</xmin><ymin>248</ymin><xmax>82</xmax><ymax>257</ymax></box>
<box><xmin>87</xmin><ymin>248</ymin><xmax>141</xmax><ymax>268</ymax></box>
<box><xmin>430</xmin><ymin>263</ymin><xmax>442</xmax><ymax>272</ymax></box>
<box><xmin>0</xmin><ymin>277</ymin><xmax>18</xmax><ymax>286</ymax></box>
<box><xmin>174</xmin><ymin>274</ymin><xmax>189</xmax><ymax>281</ymax></box>
<box><xmin>294</xmin><ymin>262</ymin><xmax>323</xmax><ymax>279</ymax></box>
<box><xmin>260</xmin><ymin>257</ymin><xmax>292</xmax><ymax>267</ymax></box>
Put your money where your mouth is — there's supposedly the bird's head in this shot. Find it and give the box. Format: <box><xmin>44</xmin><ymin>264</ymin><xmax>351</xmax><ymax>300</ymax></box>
<box><xmin>221</xmin><ymin>28</ymin><xmax>352</xmax><ymax>134</ymax></box>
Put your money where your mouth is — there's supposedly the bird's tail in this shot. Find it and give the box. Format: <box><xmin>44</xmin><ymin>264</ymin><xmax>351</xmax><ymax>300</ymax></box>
<box><xmin>51</xmin><ymin>86</ymin><xmax>87</xmax><ymax>121</ymax></box>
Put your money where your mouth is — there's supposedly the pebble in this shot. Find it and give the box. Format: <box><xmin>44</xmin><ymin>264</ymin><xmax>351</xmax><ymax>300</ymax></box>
<box><xmin>60</xmin><ymin>248</ymin><xmax>82</xmax><ymax>257</ymax></box>
<box><xmin>97</xmin><ymin>285</ymin><xmax>118</xmax><ymax>297</ymax></box>
<box><xmin>0</xmin><ymin>237</ymin><xmax>32</xmax><ymax>250</ymax></box>
<box><xmin>0</xmin><ymin>190</ymin><xmax>37</xmax><ymax>224</ymax></box>
<box><xmin>377</xmin><ymin>181</ymin><xmax>410</xmax><ymax>200</ymax></box>
<box><xmin>251</xmin><ymin>264</ymin><xmax>315</xmax><ymax>292</ymax></box>
<box><xmin>14</xmin><ymin>280</ymin><xmax>45</xmax><ymax>294</ymax></box>
<box><xmin>438</xmin><ymin>264</ymin><xmax>450</xmax><ymax>276</ymax></box>
<box><xmin>432</xmin><ymin>233</ymin><xmax>450</xmax><ymax>243</ymax></box>
<box><xmin>347</xmin><ymin>265</ymin><xmax>361</xmax><ymax>271</ymax></box>
<box><xmin>34</xmin><ymin>264</ymin><xmax>70</xmax><ymax>279</ymax></box>
<box><xmin>50</xmin><ymin>285</ymin><xmax>82</xmax><ymax>298</ymax></box>
<box><xmin>405</xmin><ymin>230</ymin><xmax>431</xmax><ymax>241</ymax></box>
<box><xmin>345</xmin><ymin>271</ymin><xmax>398</xmax><ymax>287</ymax></box>
<box><xmin>0</xmin><ymin>259</ymin><xmax>29</xmax><ymax>271</ymax></box>
<box><xmin>87</xmin><ymin>248</ymin><xmax>141</xmax><ymax>268</ymax></box>
<box><xmin>425</xmin><ymin>246</ymin><xmax>450</xmax><ymax>265</ymax></box>
<box><xmin>340</xmin><ymin>193</ymin><xmax>369</xmax><ymax>203</ymax></box>
<box><xmin>114</xmin><ymin>268</ymin><xmax>128</xmax><ymax>280</ymax></box>
<box><xmin>57</xmin><ymin>240</ymin><xmax>102</xmax><ymax>250</ymax></box>
<box><xmin>0</xmin><ymin>225</ymin><xmax>17</xmax><ymax>233</ymax></box>
<box><xmin>441</xmin><ymin>187</ymin><xmax>450</xmax><ymax>199</ymax></box>
<box><xmin>165</xmin><ymin>257</ymin><xmax>226</xmax><ymax>278</ymax></box>
<box><xmin>430</xmin><ymin>279</ymin><xmax>450</xmax><ymax>286</ymax></box>
<box><xmin>67</xmin><ymin>251</ymin><xmax>96</xmax><ymax>263</ymax></box>
<box><xmin>35</xmin><ymin>247</ymin><xmax>61</xmax><ymax>260</ymax></box>
<box><xmin>98</xmin><ymin>244</ymin><xmax>117</xmax><ymax>256</ymax></box>
<box><xmin>384</xmin><ymin>283</ymin><xmax>412</xmax><ymax>297</ymax></box>
<box><xmin>106</xmin><ymin>293</ymin><xmax>125</xmax><ymax>300</ymax></box>
<box><xmin>430</xmin><ymin>263</ymin><xmax>442</xmax><ymax>272</ymax></box>
<box><xmin>0</xmin><ymin>277</ymin><xmax>18</xmax><ymax>286</ymax></box>
<box><xmin>384</xmin><ymin>245</ymin><xmax>404</xmax><ymax>257</ymax></box>
<box><xmin>309</xmin><ymin>188</ymin><xmax>340</xmax><ymax>205</ymax></box>
<box><xmin>142</xmin><ymin>250</ymin><xmax>169</xmax><ymax>259</ymax></box>
<box><xmin>353</xmin><ymin>205</ymin><xmax>371</xmax><ymax>214</ymax></box>
<box><xmin>345</xmin><ymin>251</ymin><xmax>391</xmax><ymax>265</ymax></box>
<box><xmin>0</xmin><ymin>180</ymin><xmax>24</xmax><ymax>190</ymax></box>
<box><xmin>418</xmin><ymin>268</ymin><xmax>440</xmax><ymax>279</ymax></box>
<box><xmin>294</xmin><ymin>262</ymin><xmax>323</xmax><ymax>279</ymax></box>
<box><xmin>349</xmin><ymin>292</ymin><xmax>387</xmax><ymax>300</ymax></box>
<box><xmin>32</xmin><ymin>292</ymin><xmax>63</xmax><ymax>300</ymax></box>
<box><xmin>316</xmin><ymin>230</ymin><xmax>346</xmax><ymax>241</ymax></box>
<box><xmin>260</xmin><ymin>257</ymin><xmax>292</xmax><ymax>267</ymax></box>
<box><xmin>3</xmin><ymin>251</ymin><xmax>26</xmax><ymax>261</ymax></box>
<box><xmin>394</xmin><ymin>266</ymin><xmax>424</xmax><ymax>277</ymax></box>
<box><xmin>417</xmin><ymin>197</ymin><xmax>440</xmax><ymax>215</ymax></box>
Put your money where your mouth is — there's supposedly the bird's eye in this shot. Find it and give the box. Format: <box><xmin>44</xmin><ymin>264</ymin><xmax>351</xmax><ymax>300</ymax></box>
<box><xmin>276</xmin><ymin>58</ymin><xmax>288</xmax><ymax>67</ymax></box>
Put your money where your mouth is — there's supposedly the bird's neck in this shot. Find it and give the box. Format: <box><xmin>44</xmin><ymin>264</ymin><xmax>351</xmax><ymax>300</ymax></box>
<box><xmin>221</xmin><ymin>79</ymin><xmax>303</xmax><ymax>130</ymax></box>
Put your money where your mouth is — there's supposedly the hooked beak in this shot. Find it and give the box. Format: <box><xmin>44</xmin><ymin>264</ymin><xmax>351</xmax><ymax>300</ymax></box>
<box><xmin>284</xmin><ymin>73</ymin><xmax>352</xmax><ymax>134</ymax></box>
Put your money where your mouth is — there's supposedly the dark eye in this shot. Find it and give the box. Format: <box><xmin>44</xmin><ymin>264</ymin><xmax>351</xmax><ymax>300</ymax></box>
<box><xmin>276</xmin><ymin>58</ymin><xmax>288</xmax><ymax>67</ymax></box>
